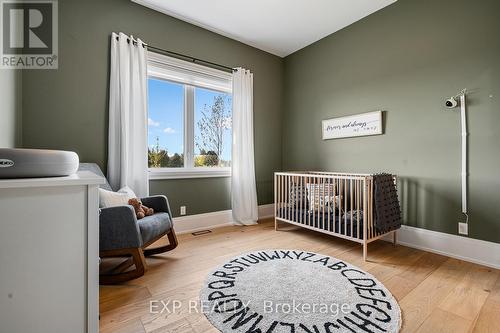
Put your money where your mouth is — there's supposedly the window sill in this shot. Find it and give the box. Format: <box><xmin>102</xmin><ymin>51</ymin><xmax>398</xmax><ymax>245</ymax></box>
<box><xmin>148</xmin><ymin>168</ymin><xmax>231</xmax><ymax>180</ymax></box>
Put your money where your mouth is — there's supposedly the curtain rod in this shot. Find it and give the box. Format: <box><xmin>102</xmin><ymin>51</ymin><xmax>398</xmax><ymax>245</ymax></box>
<box><xmin>116</xmin><ymin>35</ymin><xmax>236</xmax><ymax>73</ymax></box>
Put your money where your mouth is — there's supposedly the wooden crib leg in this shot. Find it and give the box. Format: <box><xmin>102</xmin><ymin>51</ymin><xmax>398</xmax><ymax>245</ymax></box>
<box><xmin>363</xmin><ymin>241</ymin><xmax>368</xmax><ymax>261</ymax></box>
<box><xmin>393</xmin><ymin>230</ymin><xmax>397</xmax><ymax>246</ymax></box>
<box><xmin>275</xmin><ymin>217</ymin><xmax>278</xmax><ymax>231</ymax></box>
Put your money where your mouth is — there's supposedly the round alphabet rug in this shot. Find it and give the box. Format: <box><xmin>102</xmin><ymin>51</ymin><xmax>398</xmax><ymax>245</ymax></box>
<box><xmin>200</xmin><ymin>249</ymin><xmax>401</xmax><ymax>333</ymax></box>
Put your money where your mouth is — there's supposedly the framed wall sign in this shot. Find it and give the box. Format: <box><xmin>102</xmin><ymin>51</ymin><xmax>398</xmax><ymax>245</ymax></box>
<box><xmin>322</xmin><ymin>111</ymin><xmax>383</xmax><ymax>140</ymax></box>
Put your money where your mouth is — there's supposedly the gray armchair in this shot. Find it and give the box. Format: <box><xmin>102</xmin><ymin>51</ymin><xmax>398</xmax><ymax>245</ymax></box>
<box><xmin>79</xmin><ymin>164</ymin><xmax>178</xmax><ymax>284</ymax></box>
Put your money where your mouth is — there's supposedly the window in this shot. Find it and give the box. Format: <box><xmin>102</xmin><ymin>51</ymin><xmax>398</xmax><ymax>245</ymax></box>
<box><xmin>194</xmin><ymin>87</ymin><xmax>232</xmax><ymax>168</ymax></box>
<box><xmin>148</xmin><ymin>79</ymin><xmax>184</xmax><ymax>168</ymax></box>
<box><xmin>147</xmin><ymin>52</ymin><xmax>232</xmax><ymax>179</ymax></box>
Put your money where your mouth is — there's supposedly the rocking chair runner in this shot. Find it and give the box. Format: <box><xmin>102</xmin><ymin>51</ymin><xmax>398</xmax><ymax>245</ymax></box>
<box><xmin>79</xmin><ymin>164</ymin><xmax>178</xmax><ymax>284</ymax></box>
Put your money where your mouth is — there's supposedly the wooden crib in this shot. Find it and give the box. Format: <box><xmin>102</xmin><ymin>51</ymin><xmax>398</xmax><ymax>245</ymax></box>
<box><xmin>274</xmin><ymin>171</ymin><xmax>399</xmax><ymax>260</ymax></box>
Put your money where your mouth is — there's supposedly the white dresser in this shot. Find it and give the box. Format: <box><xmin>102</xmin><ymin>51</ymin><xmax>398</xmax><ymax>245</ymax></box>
<box><xmin>0</xmin><ymin>171</ymin><xmax>104</xmax><ymax>333</ymax></box>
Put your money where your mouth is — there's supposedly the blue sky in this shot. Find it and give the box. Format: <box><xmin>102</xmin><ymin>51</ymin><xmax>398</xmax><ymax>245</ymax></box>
<box><xmin>147</xmin><ymin>78</ymin><xmax>232</xmax><ymax>161</ymax></box>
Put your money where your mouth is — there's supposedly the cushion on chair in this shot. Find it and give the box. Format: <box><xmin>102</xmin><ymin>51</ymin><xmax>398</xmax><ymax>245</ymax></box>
<box><xmin>98</xmin><ymin>186</ymin><xmax>137</xmax><ymax>208</ymax></box>
<box><xmin>137</xmin><ymin>212</ymin><xmax>172</xmax><ymax>246</ymax></box>
<box><xmin>78</xmin><ymin>163</ymin><xmax>113</xmax><ymax>191</ymax></box>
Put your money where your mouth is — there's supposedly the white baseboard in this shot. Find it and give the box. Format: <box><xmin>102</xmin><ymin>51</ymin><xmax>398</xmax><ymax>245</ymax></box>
<box><xmin>173</xmin><ymin>204</ymin><xmax>275</xmax><ymax>234</ymax></box>
<box><xmin>383</xmin><ymin>225</ymin><xmax>500</xmax><ymax>269</ymax></box>
<box><xmin>173</xmin><ymin>209</ymin><xmax>234</xmax><ymax>234</ymax></box>
<box><xmin>258</xmin><ymin>204</ymin><xmax>275</xmax><ymax>219</ymax></box>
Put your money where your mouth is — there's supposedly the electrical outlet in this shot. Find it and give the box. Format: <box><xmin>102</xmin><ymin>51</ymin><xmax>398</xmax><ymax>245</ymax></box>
<box><xmin>180</xmin><ymin>206</ymin><xmax>186</xmax><ymax>216</ymax></box>
<box><xmin>458</xmin><ymin>222</ymin><xmax>468</xmax><ymax>235</ymax></box>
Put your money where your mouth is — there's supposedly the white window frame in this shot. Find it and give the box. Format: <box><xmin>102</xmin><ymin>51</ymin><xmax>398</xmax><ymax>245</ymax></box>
<box><xmin>147</xmin><ymin>52</ymin><xmax>233</xmax><ymax>180</ymax></box>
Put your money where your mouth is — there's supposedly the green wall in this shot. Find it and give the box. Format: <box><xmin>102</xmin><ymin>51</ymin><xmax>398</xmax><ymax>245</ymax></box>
<box><xmin>21</xmin><ymin>0</ymin><xmax>283</xmax><ymax>217</ymax></box>
<box><xmin>283</xmin><ymin>0</ymin><xmax>500</xmax><ymax>243</ymax></box>
<box><xmin>150</xmin><ymin>177</ymin><xmax>231</xmax><ymax>216</ymax></box>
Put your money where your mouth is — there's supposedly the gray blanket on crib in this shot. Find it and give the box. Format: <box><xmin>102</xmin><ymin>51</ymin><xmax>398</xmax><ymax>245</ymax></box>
<box><xmin>373</xmin><ymin>173</ymin><xmax>402</xmax><ymax>233</ymax></box>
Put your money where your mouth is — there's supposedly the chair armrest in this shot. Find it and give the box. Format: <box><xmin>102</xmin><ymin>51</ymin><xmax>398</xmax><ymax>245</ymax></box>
<box><xmin>140</xmin><ymin>195</ymin><xmax>172</xmax><ymax>216</ymax></box>
<box><xmin>99</xmin><ymin>205</ymin><xmax>142</xmax><ymax>251</ymax></box>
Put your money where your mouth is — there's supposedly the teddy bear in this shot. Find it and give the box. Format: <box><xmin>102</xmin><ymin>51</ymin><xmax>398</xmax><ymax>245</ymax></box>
<box><xmin>128</xmin><ymin>198</ymin><xmax>154</xmax><ymax>219</ymax></box>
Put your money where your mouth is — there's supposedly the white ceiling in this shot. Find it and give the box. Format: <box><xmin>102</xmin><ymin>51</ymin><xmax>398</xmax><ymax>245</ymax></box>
<box><xmin>132</xmin><ymin>0</ymin><xmax>397</xmax><ymax>57</ymax></box>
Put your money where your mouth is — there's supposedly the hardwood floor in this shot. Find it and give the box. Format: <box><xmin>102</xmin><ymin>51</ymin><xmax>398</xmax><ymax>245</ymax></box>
<box><xmin>99</xmin><ymin>219</ymin><xmax>499</xmax><ymax>333</ymax></box>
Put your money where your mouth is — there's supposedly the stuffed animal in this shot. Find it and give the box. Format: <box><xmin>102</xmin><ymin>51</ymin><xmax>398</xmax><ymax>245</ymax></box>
<box><xmin>128</xmin><ymin>198</ymin><xmax>154</xmax><ymax>219</ymax></box>
<box><xmin>143</xmin><ymin>203</ymin><xmax>154</xmax><ymax>216</ymax></box>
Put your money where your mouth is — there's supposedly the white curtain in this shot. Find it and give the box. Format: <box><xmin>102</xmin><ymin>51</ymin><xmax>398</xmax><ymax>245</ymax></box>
<box><xmin>231</xmin><ymin>68</ymin><xmax>258</xmax><ymax>225</ymax></box>
<box><xmin>107</xmin><ymin>32</ymin><xmax>149</xmax><ymax>197</ymax></box>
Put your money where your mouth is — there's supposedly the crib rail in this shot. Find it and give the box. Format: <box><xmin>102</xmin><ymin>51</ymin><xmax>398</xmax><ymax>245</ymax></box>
<box><xmin>274</xmin><ymin>171</ymin><xmax>398</xmax><ymax>260</ymax></box>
